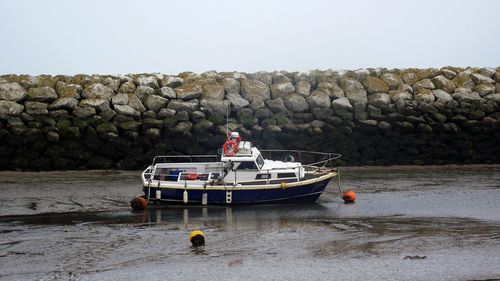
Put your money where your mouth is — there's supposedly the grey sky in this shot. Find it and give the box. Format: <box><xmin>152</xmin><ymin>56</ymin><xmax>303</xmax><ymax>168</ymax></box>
<box><xmin>1</xmin><ymin>0</ymin><xmax>499</xmax><ymax>75</ymax></box>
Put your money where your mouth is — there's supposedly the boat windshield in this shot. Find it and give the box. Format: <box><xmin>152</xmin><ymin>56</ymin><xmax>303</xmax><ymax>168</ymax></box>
<box><xmin>236</xmin><ymin>161</ymin><xmax>258</xmax><ymax>170</ymax></box>
<box><xmin>256</xmin><ymin>154</ymin><xmax>264</xmax><ymax>170</ymax></box>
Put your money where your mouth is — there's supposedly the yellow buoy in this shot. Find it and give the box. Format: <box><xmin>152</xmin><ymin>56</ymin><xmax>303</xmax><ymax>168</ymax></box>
<box><xmin>189</xmin><ymin>230</ymin><xmax>205</xmax><ymax>247</ymax></box>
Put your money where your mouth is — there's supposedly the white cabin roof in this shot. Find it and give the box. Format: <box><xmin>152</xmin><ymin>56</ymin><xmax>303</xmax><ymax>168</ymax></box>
<box><xmin>262</xmin><ymin>159</ymin><xmax>301</xmax><ymax>170</ymax></box>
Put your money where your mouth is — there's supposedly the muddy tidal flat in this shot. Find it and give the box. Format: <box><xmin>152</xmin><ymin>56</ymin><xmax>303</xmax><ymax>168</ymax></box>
<box><xmin>0</xmin><ymin>166</ymin><xmax>499</xmax><ymax>281</ymax></box>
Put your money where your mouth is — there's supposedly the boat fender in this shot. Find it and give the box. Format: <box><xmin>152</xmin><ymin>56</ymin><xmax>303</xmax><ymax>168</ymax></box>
<box><xmin>280</xmin><ymin>181</ymin><xmax>287</xmax><ymax>190</ymax></box>
<box><xmin>189</xmin><ymin>230</ymin><xmax>205</xmax><ymax>247</ymax></box>
<box><xmin>223</xmin><ymin>140</ymin><xmax>239</xmax><ymax>156</ymax></box>
<box><xmin>130</xmin><ymin>197</ymin><xmax>147</xmax><ymax>211</ymax></box>
<box><xmin>342</xmin><ymin>190</ymin><xmax>356</xmax><ymax>203</ymax></box>
<box><xmin>202</xmin><ymin>193</ymin><xmax>208</xmax><ymax>205</ymax></box>
<box><xmin>183</xmin><ymin>190</ymin><xmax>188</xmax><ymax>204</ymax></box>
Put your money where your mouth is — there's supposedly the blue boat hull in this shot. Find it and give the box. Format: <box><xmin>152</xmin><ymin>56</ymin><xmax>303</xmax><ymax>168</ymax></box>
<box><xmin>144</xmin><ymin>177</ymin><xmax>332</xmax><ymax>205</ymax></box>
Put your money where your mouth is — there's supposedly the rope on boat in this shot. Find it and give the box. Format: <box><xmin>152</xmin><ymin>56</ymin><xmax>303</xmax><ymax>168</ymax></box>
<box><xmin>146</xmin><ymin>179</ymin><xmax>152</xmax><ymax>204</ymax></box>
<box><xmin>337</xmin><ymin>168</ymin><xmax>343</xmax><ymax>196</ymax></box>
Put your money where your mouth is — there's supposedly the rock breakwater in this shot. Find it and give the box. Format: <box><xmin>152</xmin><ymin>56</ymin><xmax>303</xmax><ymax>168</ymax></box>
<box><xmin>1</xmin><ymin>67</ymin><xmax>499</xmax><ymax>170</ymax></box>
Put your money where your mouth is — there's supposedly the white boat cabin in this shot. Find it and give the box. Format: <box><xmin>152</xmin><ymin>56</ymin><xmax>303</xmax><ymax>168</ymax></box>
<box><xmin>145</xmin><ymin>140</ymin><xmax>305</xmax><ymax>186</ymax></box>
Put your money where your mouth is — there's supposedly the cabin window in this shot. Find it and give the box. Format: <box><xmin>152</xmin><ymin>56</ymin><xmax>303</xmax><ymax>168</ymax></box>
<box><xmin>255</xmin><ymin>174</ymin><xmax>270</xmax><ymax>180</ymax></box>
<box><xmin>256</xmin><ymin>154</ymin><xmax>264</xmax><ymax>169</ymax></box>
<box><xmin>153</xmin><ymin>168</ymin><xmax>183</xmax><ymax>181</ymax></box>
<box><xmin>236</xmin><ymin>161</ymin><xmax>257</xmax><ymax>170</ymax></box>
<box><xmin>278</xmin><ymin>173</ymin><xmax>296</xmax><ymax>178</ymax></box>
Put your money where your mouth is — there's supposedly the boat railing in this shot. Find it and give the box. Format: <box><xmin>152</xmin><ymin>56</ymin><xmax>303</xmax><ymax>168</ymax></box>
<box><xmin>152</xmin><ymin>155</ymin><xmax>220</xmax><ymax>166</ymax></box>
<box><xmin>259</xmin><ymin>150</ymin><xmax>341</xmax><ymax>168</ymax></box>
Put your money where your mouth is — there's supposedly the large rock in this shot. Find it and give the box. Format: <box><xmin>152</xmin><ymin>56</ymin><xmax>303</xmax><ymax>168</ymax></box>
<box><xmin>96</xmin><ymin>122</ymin><xmax>118</xmax><ymax>134</ymax></box>
<box><xmin>193</xmin><ymin>119</ymin><xmax>213</xmax><ymax>134</ymax></box>
<box><xmin>159</xmin><ymin>87</ymin><xmax>176</xmax><ymax>99</ymax></box>
<box><xmin>331</xmin><ymin>97</ymin><xmax>353</xmax><ymax>111</ymax></box>
<box><xmin>484</xmin><ymin>93</ymin><xmax>500</xmax><ymax>103</ymax></box>
<box><xmin>200</xmin><ymin>99</ymin><xmax>230</xmax><ymax>116</ymax></box>
<box><xmin>272</xmin><ymin>71</ymin><xmax>292</xmax><ymax>84</ymax></box>
<box><xmin>248</xmin><ymin>71</ymin><xmax>272</xmax><ymax>86</ymax></box>
<box><xmin>270</xmin><ymin>82</ymin><xmax>295</xmax><ymax>99</ymax></box>
<box><xmin>402</xmin><ymin>72</ymin><xmax>418</xmax><ymax>84</ymax></box>
<box><xmin>79</xmin><ymin>98</ymin><xmax>109</xmax><ymax>110</ymax></box>
<box><xmin>0</xmin><ymin>100</ymin><xmax>24</xmax><ymax>116</ymax></box>
<box><xmin>201</xmin><ymin>83</ymin><xmax>225</xmax><ymax>100</ymax></box>
<box><xmin>432</xmin><ymin>89</ymin><xmax>453</xmax><ymax>102</ymax></box>
<box><xmin>135</xmin><ymin>76</ymin><xmax>159</xmax><ymax>89</ymax></box>
<box><xmin>226</xmin><ymin>93</ymin><xmax>249</xmax><ymax>109</ymax></box>
<box><xmin>316</xmin><ymin>81</ymin><xmax>344</xmax><ymax>99</ymax></box>
<box><xmin>284</xmin><ymin>94</ymin><xmax>309</xmax><ymax>112</ymax></box>
<box><xmin>222</xmin><ymin>78</ymin><xmax>240</xmax><ymax>96</ymax></box>
<box><xmin>73</xmin><ymin>107</ymin><xmax>96</xmax><ymax>119</ymax></box>
<box><xmin>413</xmin><ymin>79</ymin><xmax>435</xmax><ymax>91</ymax></box>
<box><xmin>471</xmin><ymin>73</ymin><xmax>494</xmax><ymax>84</ymax></box>
<box><xmin>368</xmin><ymin>93</ymin><xmax>391</xmax><ymax>108</ymax></box>
<box><xmin>167</xmin><ymin>99</ymin><xmax>199</xmax><ymax>113</ymax></box>
<box><xmin>432</xmin><ymin>75</ymin><xmax>456</xmax><ymax>93</ymax></box>
<box><xmin>49</xmin><ymin>97</ymin><xmax>78</xmax><ymax>110</ymax></box>
<box><xmin>474</xmin><ymin>84</ymin><xmax>495</xmax><ymax>97</ymax></box>
<box><xmin>104</xmin><ymin>77</ymin><xmax>120</xmax><ymax>92</ymax></box>
<box><xmin>441</xmin><ymin>69</ymin><xmax>457</xmax><ymax>79</ymax></box>
<box><xmin>127</xmin><ymin>94</ymin><xmax>146</xmax><ymax>112</ymax></box>
<box><xmin>363</xmin><ymin>76</ymin><xmax>389</xmax><ymax>94</ymax></box>
<box><xmin>144</xmin><ymin>95</ymin><xmax>169</xmax><ymax>112</ymax></box>
<box><xmin>25</xmin><ymin>101</ymin><xmax>48</xmax><ymax>110</ymax></box>
<box><xmin>295</xmin><ymin>80</ymin><xmax>311</xmax><ymax>97</ymax></box>
<box><xmin>479</xmin><ymin>67</ymin><xmax>496</xmax><ymax>78</ymax></box>
<box><xmin>381</xmin><ymin>73</ymin><xmax>402</xmax><ymax>90</ymax></box>
<box><xmin>390</xmin><ymin>91</ymin><xmax>412</xmax><ymax>102</ymax></box>
<box><xmin>114</xmin><ymin>104</ymin><xmax>140</xmax><ymax>118</ymax></box>
<box><xmin>118</xmin><ymin>81</ymin><xmax>136</xmax><ymax>94</ymax></box>
<box><xmin>134</xmin><ymin>86</ymin><xmax>155</xmax><ymax>102</ymax></box>
<box><xmin>27</xmin><ymin>87</ymin><xmax>58</xmax><ymax>102</ymax></box>
<box><xmin>415</xmin><ymin>89</ymin><xmax>436</xmax><ymax>103</ymax></box>
<box><xmin>306</xmin><ymin>90</ymin><xmax>331</xmax><ymax>108</ymax></box>
<box><xmin>329</xmin><ymin>83</ymin><xmax>345</xmax><ymax>99</ymax></box>
<box><xmin>111</xmin><ymin>93</ymin><xmax>129</xmax><ymax>106</ymax></box>
<box><xmin>339</xmin><ymin>78</ymin><xmax>367</xmax><ymax>113</ymax></box>
<box><xmin>452</xmin><ymin>91</ymin><xmax>482</xmax><ymax>103</ymax></box>
<box><xmin>174</xmin><ymin>121</ymin><xmax>193</xmax><ymax>133</ymax></box>
<box><xmin>453</xmin><ymin>71</ymin><xmax>475</xmax><ymax>90</ymax></box>
<box><xmin>339</xmin><ymin>78</ymin><xmax>364</xmax><ymax>93</ymax></box>
<box><xmin>345</xmin><ymin>88</ymin><xmax>367</xmax><ymax>112</ymax></box>
<box><xmin>0</xmin><ymin>83</ymin><xmax>27</xmax><ymax>101</ymax></box>
<box><xmin>176</xmin><ymin>84</ymin><xmax>202</xmax><ymax>100</ymax></box>
<box><xmin>241</xmin><ymin>79</ymin><xmax>271</xmax><ymax>103</ymax></box>
<box><xmin>265</xmin><ymin>98</ymin><xmax>287</xmax><ymax>113</ymax></box>
<box><xmin>56</xmin><ymin>82</ymin><xmax>82</xmax><ymax>98</ymax></box>
<box><xmin>164</xmin><ymin>76</ymin><xmax>184</xmax><ymax>88</ymax></box>
<box><xmin>82</xmin><ymin>83</ymin><xmax>114</xmax><ymax>99</ymax></box>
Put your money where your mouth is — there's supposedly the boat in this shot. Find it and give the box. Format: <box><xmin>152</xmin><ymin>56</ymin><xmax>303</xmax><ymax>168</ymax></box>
<box><xmin>139</xmin><ymin>132</ymin><xmax>341</xmax><ymax>205</ymax></box>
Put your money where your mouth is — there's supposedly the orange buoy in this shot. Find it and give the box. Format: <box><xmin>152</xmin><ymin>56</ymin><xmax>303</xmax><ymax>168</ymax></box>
<box><xmin>130</xmin><ymin>196</ymin><xmax>148</xmax><ymax>210</ymax></box>
<box><xmin>342</xmin><ymin>190</ymin><xmax>356</xmax><ymax>203</ymax></box>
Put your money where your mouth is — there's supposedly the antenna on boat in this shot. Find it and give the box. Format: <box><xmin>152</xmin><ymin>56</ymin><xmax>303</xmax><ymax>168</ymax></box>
<box><xmin>226</xmin><ymin>102</ymin><xmax>229</xmax><ymax>137</ymax></box>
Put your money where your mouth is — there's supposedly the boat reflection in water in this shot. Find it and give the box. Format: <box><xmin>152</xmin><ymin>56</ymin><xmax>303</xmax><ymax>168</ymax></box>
<box><xmin>136</xmin><ymin>203</ymin><xmax>331</xmax><ymax>230</ymax></box>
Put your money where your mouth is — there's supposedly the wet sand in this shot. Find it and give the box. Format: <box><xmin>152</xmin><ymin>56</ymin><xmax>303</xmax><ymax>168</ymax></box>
<box><xmin>0</xmin><ymin>166</ymin><xmax>499</xmax><ymax>281</ymax></box>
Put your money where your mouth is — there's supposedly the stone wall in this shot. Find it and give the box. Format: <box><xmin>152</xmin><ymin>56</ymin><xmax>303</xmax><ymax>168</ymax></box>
<box><xmin>1</xmin><ymin>67</ymin><xmax>500</xmax><ymax>170</ymax></box>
